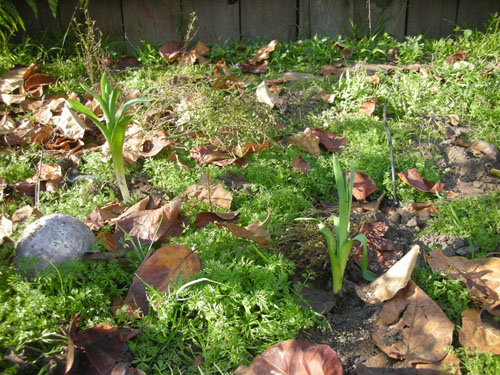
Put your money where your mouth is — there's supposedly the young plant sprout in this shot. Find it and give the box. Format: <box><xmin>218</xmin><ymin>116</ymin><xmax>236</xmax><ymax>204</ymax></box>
<box><xmin>68</xmin><ymin>73</ymin><xmax>153</xmax><ymax>201</ymax></box>
<box><xmin>299</xmin><ymin>155</ymin><xmax>377</xmax><ymax>294</ymax></box>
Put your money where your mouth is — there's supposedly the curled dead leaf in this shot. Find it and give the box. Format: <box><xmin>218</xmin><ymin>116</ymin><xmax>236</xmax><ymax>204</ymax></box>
<box><xmin>159</xmin><ymin>40</ymin><xmax>184</xmax><ymax>62</ymax></box>
<box><xmin>356</xmin><ymin>245</ymin><xmax>419</xmax><ymax>304</ymax></box>
<box><xmin>256</xmin><ymin>81</ymin><xmax>279</xmax><ymax>108</ymax></box>
<box><xmin>194</xmin><ymin>211</ymin><xmax>239</xmax><ymax>229</ymax></box>
<box><xmin>289</xmin><ymin>128</ymin><xmax>321</xmax><ymax>157</ymax></box>
<box><xmin>24</xmin><ymin>73</ymin><xmax>56</xmax><ymax>91</ymax></box>
<box><xmin>214</xmin><ymin>58</ymin><xmax>230</xmax><ymax>77</ymax></box>
<box><xmin>217</xmin><ymin>219</ymin><xmax>270</xmax><ymax>247</ymax></box>
<box><xmin>459</xmin><ymin>309</ymin><xmax>500</xmax><ymax>354</ymax></box>
<box><xmin>397</xmin><ymin>168</ymin><xmax>444</xmax><ymax>193</ymax></box>
<box><xmin>469</xmin><ymin>139</ymin><xmax>498</xmax><ymax>161</ymax></box>
<box><xmin>351</xmin><ymin>171</ymin><xmax>377</xmax><ymax>200</ymax></box>
<box><xmin>372</xmin><ymin>280</ymin><xmax>455</xmax><ymax>364</ymax></box>
<box><xmin>447</xmin><ymin>50</ymin><xmax>467</xmax><ymax>64</ymax></box>
<box><xmin>249</xmin><ymin>40</ymin><xmax>278</xmax><ymax>65</ymax></box>
<box><xmin>310</xmin><ymin>128</ymin><xmax>348</xmax><ymax>154</ymax></box>
<box><xmin>241</xmin><ymin>60</ymin><xmax>268</xmax><ymax>74</ymax></box>
<box><xmin>365</xmin><ymin>75</ymin><xmax>380</xmax><ymax>85</ymax></box>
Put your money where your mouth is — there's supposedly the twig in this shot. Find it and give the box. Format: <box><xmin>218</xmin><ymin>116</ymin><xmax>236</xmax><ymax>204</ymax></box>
<box><xmin>34</xmin><ymin>150</ymin><xmax>43</xmax><ymax>210</ymax></box>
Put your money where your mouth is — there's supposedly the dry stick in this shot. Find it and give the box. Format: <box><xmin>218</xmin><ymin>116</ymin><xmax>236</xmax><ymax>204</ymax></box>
<box><xmin>206</xmin><ymin>169</ymin><xmax>213</xmax><ymax>209</ymax></box>
<box><xmin>383</xmin><ymin>94</ymin><xmax>399</xmax><ymax>207</ymax></box>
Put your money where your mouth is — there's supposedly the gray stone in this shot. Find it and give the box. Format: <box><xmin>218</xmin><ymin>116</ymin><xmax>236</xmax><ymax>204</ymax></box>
<box><xmin>415</xmin><ymin>212</ymin><xmax>431</xmax><ymax>226</ymax></box>
<box><xmin>443</xmin><ymin>247</ymin><xmax>456</xmax><ymax>257</ymax></box>
<box><xmin>399</xmin><ymin>209</ymin><xmax>413</xmax><ymax>225</ymax></box>
<box><xmin>406</xmin><ymin>217</ymin><xmax>419</xmax><ymax>228</ymax></box>
<box><xmin>15</xmin><ymin>214</ymin><xmax>95</xmax><ymax>276</ymax></box>
<box><xmin>452</xmin><ymin>238</ymin><xmax>466</xmax><ymax>249</ymax></box>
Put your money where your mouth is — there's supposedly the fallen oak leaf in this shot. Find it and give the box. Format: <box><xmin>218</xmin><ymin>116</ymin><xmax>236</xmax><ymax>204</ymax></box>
<box><xmin>289</xmin><ymin>127</ymin><xmax>321</xmax><ymax>157</ymax></box>
<box><xmin>122</xmin><ymin>244</ymin><xmax>201</xmax><ymax>314</ymax></box>
<box><xmin>459</xmin><ymin>309</ymin><xmax>500</xmax><ymax>354</ymax></box>
<box><xmin>408</xmin><ymin>202</ymin><xmax>439</xmax><ymax>215</ymax></box>
<box><xmin>447</xmin><ymin>50</ymin><xmax>467</xmax><ymax>64</ymax></box>
<box><xmin>214</xmin><ymin>58</ymin><xmax>230</xmax><ymax>76</ymax></box>
<box><xmin>310</xmin><ymin>128</ymin><xmax>348</xmax><ymax>154</ymax></box>
<box><xmin>236</xmin><ymin>339</ymin><xmax>342</xmax><ymax>375</ymax></box>
<box><xmin>360</xmin><ymin>97</ymin><xmax>376</xmax><ymax>117</ymax></box>
<box><xmin>249</xmin><ymin>40</ymin><xmax>278</xmax><ymax>65</ymax></box>
<box><xmin>194</xmin><ymin>211</ymin><xmax>239</xmax><ymax>229</ymax></box>
<box><xmin>351</xmin><ymin>170</ymin><xmax>377</xmax><ymax>200</ymax></box>
<box><xmin>241</xmin><ymin>60</ymin><xmax>268</xmax><ymax>74</ymax></box>
<box><xmin>211</xmin><ymin>75</ymin><xmax>243</xmax><ymax>92</ymax></box>
<box><xmin>217</xmin><ymin>219</ymin><xmax>270</xmax><ymax>247</ymax></box>
<box><xmin>24</xmin><ymin>73</ymin><xmax>56</xmax><ymax>92</ymax></box>
<box><xmin>292</xmin><ymin>156</ymin><xmax>310</xmax><ymax>175</ymax></box>
<box><xmin>397</xmin><ymin>168</ymin><xmax>444</xmax><ymax>193</ymax></box>
<box><xmin>159</xmin><ymin>40</ymin><xmax>184</xmax><ymax>62</ymax></box>
<box><xmin>425</xmin><ymin>250</ymin><xmax>500</xmax><ymax>316</ymax></box>
<box><xmin>372</xmin><ymin>280</ymin><xmax>455</xmax><ymax>364</ymax></box>
<box><xmin>181</xmin><ymin>173</ymin><xmax>233</xmax><ymax>210</ymax></box>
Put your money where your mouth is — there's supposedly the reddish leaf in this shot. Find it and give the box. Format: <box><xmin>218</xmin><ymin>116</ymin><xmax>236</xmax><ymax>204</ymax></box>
<box><xmin>180</xmin><ymin>41</ymin><xmax>210</xmax><ymax>65</ymax></box>
<box><xmin>190</xmin><ymin>144</ymin><xmax>233</xmax><ymax>165</ymax></box>
<box><xmin>351</xmin><ymin>171</ymin><xmax>377</xmax><ymax>200</ymax></box>
<box><xmin>360</xmin><ymin>98</ymin><xmax>376</xmax><ymax>117</ymax></box>
<box><xmin>310</xmin><ymin>128</ymin><xmax>348</xmax><ymax>154</ymax></box>
<box><xmin>353</xmin><ymin>221</ymin><xmax>402</xmax><ymax>274</ymax></box>
<box><xmin>293</xmin><ymin>156</ymin><xmax>310</xmax><ymax>175</ymax></box>
<box><xmin>332</xmin><ymin>42</ymin><xmax>353</xmax><ymax>59</ymax></box>
<box><xmin>321</xmin><ymin>65</ymin><xmax>341</xmax><ymax>77</ymax></box>
<box><xmin>96</xmin><ymin>231</ymin><xmax>119</xmax><ymax>252</ymax></box>
<box><xmin>249</xmin><ymin>40</ymin><xmax>278</xmax><ymax>65</ymax></box>
<box><xmin>86</xmin><ymin>200</ymin><xmax>126</xmax><ymax>231</ymax></box>
<box><xmin>235</xmin><ymin>140</ymin><xmax>269</xmax><ymax>157</ymax></box>
<box><xmin>114</xmin><ymin>56</ymin><xmax>140</xmax><ymax>71</ymax></box>
<box><xmin>24</xmin><ymin>73</ymin><xmax>56</xmax><ymax>91</ymax></box>
<box><xmin>217</xmin><ymin>220</ymin><xmax>270</xmax><ymax>247</ymax></box>
<box><xmin>122</xmin><ymin>244</ymin><xmax>201</xmax><ymax>314</ymax></box>
<box><xmin>397</xmin><ymin>168</ymin><xmax>444</xmax><ymax>193</ymax></box>
<box><xmin>408</xmin><ymin>202</ymin><xmax>439</xmax><ymax>215</ymax></box>
<box><xmin>236</xmin><ymin>339</ymin><xmax>342</xmax><ymax>375</ymax></box>
<box><xmin>159</xmin><ymin>40</ymin><xmax>184</xmax><ymax>62</ymax></box>
<box><xmin>241</xmin><ymin>60</ymin><xmax>268</xmax><ymax>74</ymax></box>
<box><xmin>194</xmin><ymin>211</ymin><xmax>239</xmax><ymax>228</ymax></box>
<box><xmin>447</xmin><ymin>50</ymin><xmax>467</xmax><ymax>64</ymax></box>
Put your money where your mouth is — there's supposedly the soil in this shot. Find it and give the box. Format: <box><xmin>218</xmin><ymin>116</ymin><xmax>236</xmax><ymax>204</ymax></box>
<box><xmin>276</xmin><ymin>127</ymin><xmax>500</xmax><ymax>374</ymax></box>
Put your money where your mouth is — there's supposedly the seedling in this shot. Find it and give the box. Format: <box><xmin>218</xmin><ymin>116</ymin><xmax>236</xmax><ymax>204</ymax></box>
<box><xmin>68</xmin><ymin>73</ymin><xmax>153</xmax><ymax>201</ymax></box>
<box><xmin>300</xmin><ymin>156</ymin><xmax>377</xmax><ymax>294</ymax></box>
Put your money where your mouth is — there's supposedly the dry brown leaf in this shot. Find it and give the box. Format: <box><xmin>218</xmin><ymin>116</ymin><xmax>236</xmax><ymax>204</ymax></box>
<box><xmin>194</xmin><ymin>211</ymin><xmax>239</xmax><ymax>229</ymax></box>
<box><xmin>96</xmin><ymin>231</ymin><xmax>118</xmax><ymax>252</ymax></box>
<box><xmin>292</xmin><ymin>156</ymin><xmax>310</xmax><ymax>175</ymax></box>
<box><xmin>356</xmin><ymin>245</ymin><xmax>419</xmax><ymax>304</ymax></box>
<box><xmin>282</xmin><ymin>72</ymin><xmax>321</xmax><ymax>81</ymax></box>
<box><xmin>387</xmin><ymin>47</ymin><xmax>399</xmax><ymax>62</ymax></box>
<box><xmin>182</xmin><ymin>173</ymin><xmax>233</xmax><ymax>210</ymax></box>
<box><xmin>26</xmin><ymin>162</ymin><xmax>62</xmax><ymax>182</ymax></box>
<box><xmin>310</xmin><ymin>128</ymin><xmax>348</xmax><ymax>154</ymax></box>
<box><xmin>333</xmin><ymin>42</ymin><xmax>353</xmax><ymax>59</ymax></box>
<box><xmin>321</xmin><ymin>65</ymin><xmax>339</xmax><ymax>77</ymax></box>
<box><xmin>372</xmin><ymin>280</ymin><xmax>455</xmax><ymax>364</ymax></box>
<box><xmin>86</xmin><ymin>200</ymin><xmax>127</xmax><ymax>231</ymax></box>
<box><xmin>469</xmin><ymin>139</ymin><xmax>498</xmax><ymax>160</ymax></box>
<box><xmin>190</xmin><ymin>144</ymin><xmax>233</xmax><ymax>166</ymax></box>
<box><xmin>214</xmin><ymin>58</ymin><xmax>230</xmax><ymax>77</ymax></box>
<box><xmin>408</xmin><ymin>202</ymin><xmax>439</xmax><ymax>215</ymax></box>
<box><xmin>0</xmin><ymin>66</ymin><xmax>27</xmax><ymax>93</ymax></box>
<box><xmin>114</xmin><ymin>56</ymin><xmax>140</xmax><ymax>71</ymax></box>
<box><xmin>447</xmin><ymin>50</ymin><xmax>467</xmax><ymax>64</ymax></box>
<box><xmin>289</xmin><ymin>127</ymin><xmax>321</xmax><ymax>157</ymax></box>
<box><xmin>211</xmin><ymin>75</ymin><xmax>243</xmax><ymax>92</ymax></box>
<box><xmin>416</xmin><ymin>351</ymin><xmax>461</xmax><ymax>375</ymax></box>
<box><xmin>360</xmin><ymin>98</ymin><xmax>376</xmax><ymax>117</ymax></box>
<box><xmin>0</xmin><ymin>215</ymin><xmax>13</xmax><ymax>244</ymax></box>
<box><xmin>159</xmin><ymin>40</ymin><xmax>184</xmax><ymax>62</ymax></box>
<box><xmin>351</xmin><ymin>171</ymin><xmax>377</xmax><ymax>200</ymax></box>
<box><xmin>320</xmin><ymin>93</ymin><xmax>336</xmax><ymax>103</ymax></box>
<box><xmin>24</xmin><ymin>73</ymin><xmax>56</xmax><ymax>91</ymax></box>
<box><xmin>365</xmin><ymin>75</ymin><xmax>380</xmax><ymax>85</ymax></box>
<box><xmin>122</xmin><ymin>244</ymin><xmax>201</xmax><ymax>314</ymax></box>
<box><xmin>426</xmin><ymin>250</ymin><xmax>500</xmax><ymax>316</ymax></box>
<box><xmin>114</xmin><ymin>199</ymin><xmax>187</xmax><ymax>250</ymax></box>
<box><xmin>1</xmin><ymin>93</ymin><xmax>26</xmax><ymax>105</ymax></box>
<box><xmin>167</xmin><ymin>151</ymin><xmax>191</xmax><ymax>169</ymax></box>
<box><xmin>256</xmin><ymin>81</ymin><xmax>279</xmax><ymax>108</ymax></box>
<box><xmin>56</xmin><ymin>103</ymin><xmax>89</xmax><ymax>140</ymax></box>
<box><xmin>235</xmin><ymin>141</ymin><xmax>269</xmax><ymax>158</ymax></box>
<box><xmin>249</xmin><ymin>40</ymin><xmax>278</xmax><ymax>65</ymax></box>
<box><xmin>11</xmin><ymin>205</ymin><xmax>42</xmax><ymax>228</ymax></box>
<box><xmin>217</xmin><ymin>220</ymin><xmax>270</xmax><ymax>247</ymax></box>
<box><xmin>236</xmin><ymin>339</ymin><xmax>342</xmax><ymax>375</ymax></box>
<box><xmin>241</xmin><ymin>60</ymin><xmax>268</xmax><ymax>74</ymax></box>
<box><xmin>180</xmin><ymin>41</ymin><xmax>210</xmax><ymax>65</ymax></box>
<box><xmin>448</xmin><ymin>114</ymin><xmax>460</xmax><ymax>126</ymax></box>
<box><xmin>459</xmin><ymin>309</ymin><xmax>500</xmax><ymax>354</ymax></box>
<box><xmin>397</xmin><ymin>168</ymin><xmax>444</xmax><ymax>193</ymax></box>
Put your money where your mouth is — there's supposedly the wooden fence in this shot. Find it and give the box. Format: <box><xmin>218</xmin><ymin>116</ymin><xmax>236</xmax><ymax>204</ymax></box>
<box><xmin>17</xmin><ymin>0</ymin><xmax>500</xmax><ymax>52</ymax></box>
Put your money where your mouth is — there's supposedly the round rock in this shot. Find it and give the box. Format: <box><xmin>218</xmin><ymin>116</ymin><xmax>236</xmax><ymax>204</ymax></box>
<box><xmin>15</xmin><ymin>214</ymin><xmax>96</xmax><ymax>276</ymax></box>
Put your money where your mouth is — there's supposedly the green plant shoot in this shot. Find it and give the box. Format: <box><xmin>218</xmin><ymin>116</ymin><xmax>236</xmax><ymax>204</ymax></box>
<box><xmin>322</xmin><ymin>155</ymin><xmax>377</xmax><ymax>294</ymax></box>
<box><xmin>68</xmin><ymin>73</ymin><xmax>153</xmax><ymax>201</ymax></box>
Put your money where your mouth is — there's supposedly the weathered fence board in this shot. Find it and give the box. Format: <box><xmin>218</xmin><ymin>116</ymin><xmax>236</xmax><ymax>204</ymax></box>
<box><xmin>59</xmin><ymin>0</ymin><xmax>124</xmax><ymax>41</ymax></box>
<box><xmin>240</xmin><ymin>0</ymin><xmax>297</xmax><ymax>41</ymax></box>
<box><xmin>183</xmin><ymin>0</ymin><xmax>239</xmax><ymax>43</ymax></box>
<box><xmin>302</xmin><ymin>0</ymin><xmax>354</xmax><ymax>38</ymax></box>
<box><xmin>457</xmin><ymin>0</ymin><xmax>499</xmax><ymax>30</ymax></box>
<box><xmin>407</xmin><ymin>0</ymin><xmax>457</xmax><ymax>39</ymax></box>
<box><xmin>122</xmin><ymin>0</ymin><xmax>179</xmax><ymax>51</ymax></box>
<box><xmin>353</xmin><ymin>0</ymin><xmax>408</xmax><ymax>40</ymax></box>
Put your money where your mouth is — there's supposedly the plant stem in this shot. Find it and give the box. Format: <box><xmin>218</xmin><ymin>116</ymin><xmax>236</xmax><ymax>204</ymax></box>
<box><xmin>111</xmin><ymin>149</ymin><xmax>130</xmax><ymax>201</ymax></box>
